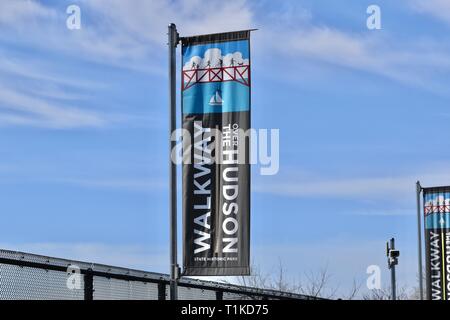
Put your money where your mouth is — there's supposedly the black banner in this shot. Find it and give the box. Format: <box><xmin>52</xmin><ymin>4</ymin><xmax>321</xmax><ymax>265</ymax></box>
<box><xmin>181</xmin><ymin>31</ymin><xmax>251</xmax><ymax>276</ymax></box>
<box><xmin>423</xmin><ymin>187</ymin><xmax>450</xmax><ymax>300</ymax></box>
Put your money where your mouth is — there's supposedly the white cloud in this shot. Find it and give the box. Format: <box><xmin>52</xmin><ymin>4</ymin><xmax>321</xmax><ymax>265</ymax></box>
<box><xmin>347</xmin><ymin>209</ymin><xmax>414</xmax><ymax>217</ymax></box>
<box><xmin>224</xmin><ymin>52</ymin><xmax>248</xmax><ymax>67</ymax></box>
<box><xmin>0</xmin><ymin>0</ymin><xmax>56</xmax><ymax>25</ymax></box>
<box><xmin>0</xmin><ymin>0</ymin><xmax>254</xmax><ymax>75</ymax></box>
<box><xmin>412</xmin><ymin>0</ymin><xmax>450</xmax><ymax>25</ymax></box>
<box><xmin>61</xmin><ymin>0</ymin><xmax>450</xmax><ymax>93</ymax></box>
<box><xmin>2</xmin><ymin>0</ymin><xmax>448</xmax><ymax>92</ymax></box>
<box><xmin>0</xmin><ymin>49</ymin><xmax>143</xmax><ymax>129</ymax></box>
<box><xmin>183</xmin><ymin>48</ymin><xmax>249</xmax><ymax>70</ymax></box>
<box><xmin>260</xmin><ymin>25</ymin><xmax>450</xmax><ymax>91</ymax></box>
<box><xmin>0</xmin><ymin>86</ymin><xmax>107</xmax><ymax>128</ymax></box>
<box><xmin>59</xmin><ymin>177</ymin><xmax>167</xmax><ymax>192</ymax></box>
<box><xmin>254</xmin><ymin>165</ymin><xmax>450</xmax><ymax>201</ymax></box>
<box><xmin>1</xmin><ymin>0</ymin><xmax>450</xmax><ymax>131</ymax></box>
<box><xmin>424</xmin><ymin>194</ymin><xmax>450</xmax><ymax>207</ymax></box>
<box><xmin>0</xmin><ymin>50</ymin><xmax>105</xmax><ymax>89</ymax></box>
<box><xmin>73</xmin><ymin>1</ymin><xmax>450</xmax><ymax>92</ymax></box>
<box><xmin>27</xmin><ymin>85</ymin><xmax>89</xmax><ymax>101</ymax></box>
<box><xmin>80</xmin><ymin>0</ymin><xmax>253</xmax><ymax>42</ymax></box>
<box><xmin>0</xmin><ymin>242</ymin><xmax>168</xmax><ymax>272</ymax></box>
<box><xmin>0</xmin><ymin>0</ymin><xmax>254</xmax><ymax>72</ymax></box>
<box><xmin>255</xmin><ymin>175</ymin><xmax>413</xmax><ymax>199</ymax></box>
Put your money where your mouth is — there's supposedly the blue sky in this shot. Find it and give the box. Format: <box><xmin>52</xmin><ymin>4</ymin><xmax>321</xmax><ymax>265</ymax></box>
<box><xmin>1</xmin><ymin>0</ymin><xmax>450</xmax><ymax>297</ymax></box>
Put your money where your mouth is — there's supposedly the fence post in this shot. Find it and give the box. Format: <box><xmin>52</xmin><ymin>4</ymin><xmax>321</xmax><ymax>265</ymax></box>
<box><xmin>84</xmin><ymin>268</ymin><xmax>94</xmax><ymax>300</ymax></box>
<box><xmin>158</xmin><ymin>282</ymin><xmax>166</xmax><ymax>300</ymax></box>
<box><xmin>216</xmin><ymin>290</ymin><xmax>223</xmax><ymax>300</ymax></box>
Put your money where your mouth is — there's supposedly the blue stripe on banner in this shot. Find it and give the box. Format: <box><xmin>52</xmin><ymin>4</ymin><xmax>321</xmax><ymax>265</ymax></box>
<box><xmin>425</xmin><ymin>213</ymin><xmax>450</xmax><ymax>229</ymax></box>
<box><xmin>183</xmin><ymin>82</ymin><xmax>249</xmax><ymax>114</ymax></box>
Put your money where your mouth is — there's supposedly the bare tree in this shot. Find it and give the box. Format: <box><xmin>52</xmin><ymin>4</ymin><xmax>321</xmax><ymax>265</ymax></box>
<box><xmin>295</xmin><ymin>266</ymin><xmax>335</xmax><ymax>298</ymax></box>
<box><xmin>234</xmin><ymin>263</ymin><xmax>271</xmax><ymax>290</ymax></box>
<box><xmin>342</xmin><ymin>279</ymin><xmax>362</xmax><ymax>300</ymax></box>
<box><xmin>228</xmin><ymin>261</ymin><xmax>361</xmax><ymax>300</ymax></box>
<box><xmin>362</xmin><ymin>270</ymin><xmax>425</xmax><ymax>300</ymax></box>
<box><xmin>227</xmin><ymin>260</ymin><xmax>426</xmax><ymax>300</ymax></box>
<box><xmin>362</xmin><ymin>285</ymin><xmax>410</xmax><ymax>300</ymax></box>
<box><xmin>408</xmin><ymin>271</ymin><xmax>426</xmax><ymax>300</ymax></box>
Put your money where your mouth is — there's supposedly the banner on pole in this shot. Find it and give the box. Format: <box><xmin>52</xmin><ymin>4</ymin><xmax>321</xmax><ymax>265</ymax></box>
<box><xmin>181</xmin><ymin>31</ymin><xmax>251</xmax><ymax>276</ymax></box>
<box><xmin>423</xmin><ymin>186</ymin><xmax>450</xmax><ymax>300</ymax></box>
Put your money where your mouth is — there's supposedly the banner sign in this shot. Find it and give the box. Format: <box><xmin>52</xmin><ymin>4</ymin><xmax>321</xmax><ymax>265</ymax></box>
<box><xmin>423</xmin><ymin>187</ymin><xmax>450</xmax><ymax>300</ymax></box>
<box><xmin>181</xmin><ymin>31</ymin><xmax>251</xmax><ymax>276</ymax></box>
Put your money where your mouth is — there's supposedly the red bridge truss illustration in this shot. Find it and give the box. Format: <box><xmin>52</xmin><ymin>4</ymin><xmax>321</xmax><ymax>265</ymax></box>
<box><xmin>424</xmin><ymin>204</ymin><xmax>450</xmax><ymax>215</ymax></box>
<box><xmin>182</xmin><ymin>65</ymin><xmax>250</xmax><ymax>90</ymax></box>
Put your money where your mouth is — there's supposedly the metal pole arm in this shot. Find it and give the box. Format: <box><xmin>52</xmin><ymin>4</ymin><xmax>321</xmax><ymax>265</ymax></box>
<box><xmin>168</xmin><ymin>22</ymin><xmax>179</xmax><ymax>301</ymax></box>
<box><xmin>416</xmin><ymin>181</ymin><xmax>424</xmax><ymax>300</ymax></box>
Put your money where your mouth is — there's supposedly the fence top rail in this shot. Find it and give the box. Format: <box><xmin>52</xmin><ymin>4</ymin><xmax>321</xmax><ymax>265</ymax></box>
<box><xmin>0</xmin><ymin>248</ymin><xmax>318</xmax><ymax>300</ymax></box>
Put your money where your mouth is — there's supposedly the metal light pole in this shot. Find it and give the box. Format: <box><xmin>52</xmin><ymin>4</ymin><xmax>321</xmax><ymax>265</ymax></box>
<box><xmin>387</xmin><ymin>238</ymin><xmax>399</xmax><ymax>300</ymax></box>
<box><xmin>416</xmin><ymin>181</ymin><xmax>424</xmax><ymax>300</ymax></box>
<box><xmin>168</xmin><ymin>23</ymin><xmax>179</xmax><ymax>300</ymax></box>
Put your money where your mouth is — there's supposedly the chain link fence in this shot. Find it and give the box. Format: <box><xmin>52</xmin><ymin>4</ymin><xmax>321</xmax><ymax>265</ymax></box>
<box><xmin>0</xmin><ymin>249</ymin><xmax>316</xmax><ymax>300</ymax></box>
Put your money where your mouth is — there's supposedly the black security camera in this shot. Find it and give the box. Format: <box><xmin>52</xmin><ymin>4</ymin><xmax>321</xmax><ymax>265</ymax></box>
<box><xmin>389</xmin><ymin>250</ymin><xmax>400</xmax><ymax>258</ymax></box>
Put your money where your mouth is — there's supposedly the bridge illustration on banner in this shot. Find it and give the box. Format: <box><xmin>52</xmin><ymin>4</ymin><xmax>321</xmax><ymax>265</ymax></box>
<box><xmin>424</xmin><ymin>195</ymin><xmax>450</xmax><ymax>215</ymax></box>
<box><xmin>182</xmin><ymin>65</ymin><xmax>250</xmax><ymax>90</ymax></box>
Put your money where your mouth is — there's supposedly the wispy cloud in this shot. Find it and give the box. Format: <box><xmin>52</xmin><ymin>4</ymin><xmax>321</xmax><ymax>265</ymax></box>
<box><xmin>2</xmin><ymin>1</ymin><xmax>449</xmax><ymax>90</ymax></box>
<box><xmin>0</xmin><ymin>0</ymin><xmax>56</xmax><ymax>25</ymax></box>
<box><xmin>82</xmin><ymin>0</ymin><xmax>253</xmax><ymax>42</ymax></box>
<box><xmin>255</xmin><ymin>175</ymin><xmax>414</xmax><ymax>199</ymax></box>
<box><xmin>262</xmin><ymin>24</ymin><xmax>450</xmax><ymax>92</ymax></box>
<box><xmin>1</xmin><ymin>0</ymin><xmax>450</xmax><ymax>129</ymax></box>
<box><xmin>0</xmin><ymin>0</ymin><xmax>254</xmax><ymax>72</ymax></box>
<box><xmin>0</xmin><ymin>46</ymin><xmax>134</xmax><ymax>129</ymax></box>
<box><xmin>74</xmin><ymin>0</ymin><xmax>253</xmax><ymax>71</ymax></box>
<box><xmin>412</xmin><ymin>0</ymin><xmax>450</xmax><ymax>25</ymax></box>
<box><xmin>0</xmin><ymin>242</ymin><xmax>168</xmax><ymax>272</ymax></box>
<box><xmin>255</xmin><ymin>164</ymin><xmax>450</xmax><ymax>201</ymax></box>
<box><xmin>0</xmin><ymin>50</ymin><xmax>105</xmax><ymax>90</ymax></box>
<box><xmin>0</xmin><ymin>85</ymin><xmax>107</xmax><ymax>128</ymax></box>
<box><xmin>0</xmin><ymin>0</ymin><xmax>254</xmax><ymax>129</ymax></box>
<box><xmin>345</xmin><ymin>208</ymin><xmax>414</xmax><ymax>217</ymax></box>
<box><xmin>59</xmin><ymin>177</ymin><xmax>167</xmax><ymax>192</ymax></box>
<box><xmin>74</xmin><ymin>0</ymin><xmax>450</xmax><ymax>91</ymax></box>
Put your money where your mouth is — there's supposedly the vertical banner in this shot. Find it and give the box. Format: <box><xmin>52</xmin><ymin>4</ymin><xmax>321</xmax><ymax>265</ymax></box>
<box><xmin>423</xmin><ymin>187</ymin><xmax>450</xmax><ymax>300</ymax></box>
<box><xmin>181</xmin><ymin>31</ymin><xmax>251</xmax><ymax>276</ymax></box>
